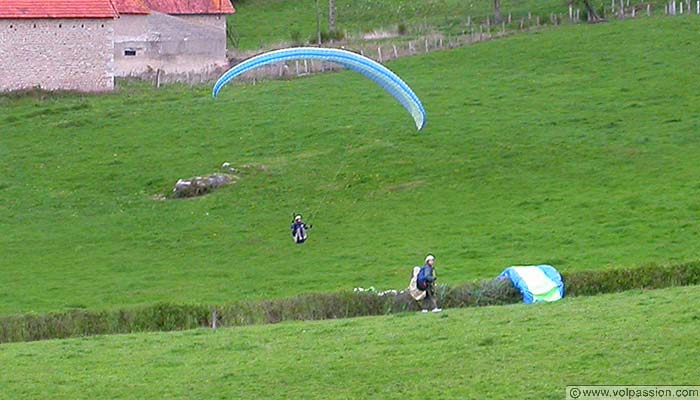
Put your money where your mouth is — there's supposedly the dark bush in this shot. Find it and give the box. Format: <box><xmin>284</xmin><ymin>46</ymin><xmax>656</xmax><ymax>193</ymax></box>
<box><xmin>397</xmin><ymin>22</ymin><xmax>408</xmax><ymax>35</ymax></box>
<box><xmin>563</xmin><ymin>261</ymin><xmax>700</xmax><ymax>296</ymax></box>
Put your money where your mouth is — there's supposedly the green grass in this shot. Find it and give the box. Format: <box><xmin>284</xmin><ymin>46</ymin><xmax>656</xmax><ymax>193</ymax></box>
<box><xmin>1</xmin><ymin>285</ymin><xmax>698</xmax><ymax>399</ymax></box>
<box><xmin>228</xmin><ymin>0</ymin><xmax>673</xmax><ymax>50</ymax></box>
<box><xmin>2</xmin><ymin>17</ymin><xmax>700</xmax><ymax>315</ymax></box>
<box><xmin>229</xmin><ymin>0</ymin><xmax>571</xmax><ymax>49</ymax></box>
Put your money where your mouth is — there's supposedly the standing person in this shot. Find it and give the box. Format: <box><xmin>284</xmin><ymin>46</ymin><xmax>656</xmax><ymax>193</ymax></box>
<box><xmin>291</xmin><ymin>215</ymin><xmax>311</xmax><ymax>244</ymax></box>
<box><xmin>417</xmin><ymin>254</ymin><xmax>441</xmax><ymax>312</ymax></box>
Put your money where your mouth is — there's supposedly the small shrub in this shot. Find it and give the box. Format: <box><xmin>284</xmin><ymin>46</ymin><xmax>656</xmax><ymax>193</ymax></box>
<box><xmin>309</xmin><ymin>29</ymin><xmax>345</xmax><ymax>44</ymax></box>
<box><xmin>397</xmin><ymin>22</ymin><xmax>408</xmax><ymax>35</ymax></box>
<box><xmin>290</xmin><ymin>30</ymin><xmax>302</xmax><ymax>45</ymax></box>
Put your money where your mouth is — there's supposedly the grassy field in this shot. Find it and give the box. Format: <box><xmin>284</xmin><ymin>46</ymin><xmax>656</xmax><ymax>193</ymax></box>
<box><xmin>2</xmin><ymin>17</ymin><xmax>700</xmax><ymax>315</ymax></box>
<box><xmin>229</xmin><ymin>0</ymin><xmax>571</xmax><ymax>49</ymax></box>
<box><xmin>1</xmin><ymin>285</ymin><xmax>698</xmax><ymax>399</ymax></box>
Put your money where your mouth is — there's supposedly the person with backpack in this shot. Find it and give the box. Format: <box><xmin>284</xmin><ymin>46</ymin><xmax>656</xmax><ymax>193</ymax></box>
<box><xmin>291</xmin><ymin>215</ymin><xmax>312</xmax><ymax>244</ymax></box>
<box><xmin>417</xmin><ymin>254</ymin><xmax>441</xmax><ymax>312</ymax></box>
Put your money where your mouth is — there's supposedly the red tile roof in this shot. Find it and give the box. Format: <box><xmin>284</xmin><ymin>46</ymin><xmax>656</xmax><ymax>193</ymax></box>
<box><xmin>111</xmin><ymin>0</ymin><xmax>150</xmax><ymax>14</ymax></box>
<box><xmin>142</xmin><ymin>0</ymin><xmax>234</xmax><ymax>15</ymax></box>
<box><xmin>0</xmin><ymin>0</ymin><xmax>118</xmax><ymax>19</ymax></box>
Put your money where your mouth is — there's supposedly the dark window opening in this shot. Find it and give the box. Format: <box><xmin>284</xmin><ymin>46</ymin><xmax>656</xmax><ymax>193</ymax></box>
<box><xmin>124</xmin><ymin>49</ymin><xmax>137</xmax><ymax>56</ymax></box>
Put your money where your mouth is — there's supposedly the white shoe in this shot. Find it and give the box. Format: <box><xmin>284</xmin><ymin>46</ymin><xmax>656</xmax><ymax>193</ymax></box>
<box><xmin>421</xmin><ymin>309</ymin><xmax>429</xmax><ymax>313</ymax></box>
<box><xmin>431</xmin><ymin>308</ymin><xmax>442</xmax><ymax>313</ymax></box>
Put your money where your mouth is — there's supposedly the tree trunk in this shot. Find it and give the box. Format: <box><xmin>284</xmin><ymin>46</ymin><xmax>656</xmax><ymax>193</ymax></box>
<box><xmin>314</xmin><ymin>0</ymin><xmax>322</xmax><ymax>45</ymax></box>
<box><xmin>494</xmin><ymin>0</ymin><xmax>501</xmax><ymax>23</ymax></box>
<box><xmin>581</xmin><ymin>0</ymin><xmax>603</xmax><ymax>22</ymax></box>
<box><xmin>328</xmin><ymin>0</ymin><xmax>336</xmax><ymax>33</ymax></box>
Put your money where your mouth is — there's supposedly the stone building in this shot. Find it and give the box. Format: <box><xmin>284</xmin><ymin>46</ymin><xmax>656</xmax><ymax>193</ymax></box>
<box><xmin>0</xmin><ymin>0</ymin><xmax>235</xmax><ymax>92</ymax></box>
<box><xmin>113</xmin><ymin>0</ymin><xmax>234</xmax><ymax>77</ymax></box>
<box><xmin>0</xmin><ymin>0</ymin><xmax>117</xmax><ymax>92</ymax></box>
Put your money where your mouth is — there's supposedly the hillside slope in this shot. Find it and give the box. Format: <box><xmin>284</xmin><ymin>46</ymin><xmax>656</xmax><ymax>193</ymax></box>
<box><xmin>230</xmin><ymin>0</ymin><xmax>569</xmax><ymax>49</ymax></box>
<box><xmin>2</xmin><ymin>18</ymin><xmax>700</xmax><ymax>314</ymax></box>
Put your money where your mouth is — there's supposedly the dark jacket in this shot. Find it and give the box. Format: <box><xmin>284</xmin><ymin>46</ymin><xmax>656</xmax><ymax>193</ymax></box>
<box><xmin>417</xmin><ymin>264</ymin><xmax>436</xmax><ymax>290</ymax></box>
<box><xmin>291</xmin><ymin>222</ymin><xmax>309</xmax><ymax>236</ymax></box>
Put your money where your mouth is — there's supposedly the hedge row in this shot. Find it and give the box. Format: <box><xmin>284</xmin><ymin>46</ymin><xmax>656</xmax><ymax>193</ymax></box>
<box><xmin>1</xmin><ymin>262</ymin><xmax>699</xmax><ymax>344</ymax></box>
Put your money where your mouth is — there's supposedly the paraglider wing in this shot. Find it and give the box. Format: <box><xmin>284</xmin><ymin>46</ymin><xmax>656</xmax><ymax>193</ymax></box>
<box><xmin>212</xmin><ymin>47</ymin><xmax>427</xmax><ymax>130</ymax></box>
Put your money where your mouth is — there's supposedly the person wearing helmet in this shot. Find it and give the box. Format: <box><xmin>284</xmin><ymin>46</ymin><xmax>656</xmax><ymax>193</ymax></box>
<box><xmin>291</xmin><ymin>215</ymin><xmax>312</xmax><ymax>244</ymax></box>
<box><xmin>417</xmin><ymin>254</ymin><xmax>441</xmax><ymax>312</ymax></box>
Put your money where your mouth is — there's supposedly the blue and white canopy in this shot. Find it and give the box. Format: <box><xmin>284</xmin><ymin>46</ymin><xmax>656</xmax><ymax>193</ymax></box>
<box><xmin>498</xmin><ymin>265</ymin><xmax>565</xmax><ymax>304</ymax></box>
<box><xmin>212</xmin><ymin>47</ymin><xmax>427</xmax><ymax>130</ymax></box>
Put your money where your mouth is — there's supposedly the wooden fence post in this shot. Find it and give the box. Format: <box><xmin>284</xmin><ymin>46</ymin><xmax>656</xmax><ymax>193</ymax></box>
<box><xmin>211</xmin><ymin>309</ymin><xmax>217</xmax><ymax>329</ymax></box>
<box><xmin>377</xmin><ymin>47</ymin><xmax>382</xmax><ymax>62</ymax></box>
